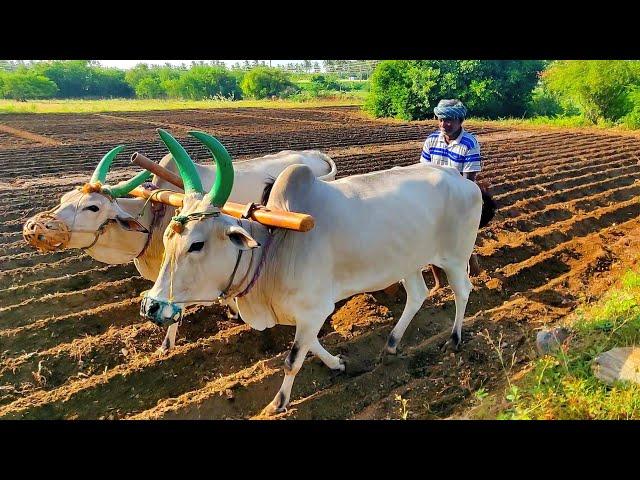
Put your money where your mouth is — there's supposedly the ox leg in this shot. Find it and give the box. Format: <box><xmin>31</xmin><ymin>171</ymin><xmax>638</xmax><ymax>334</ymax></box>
<box><xmin>159</xmin><ymin>323</ymin><xmax>179</xmax><ymax>354</ymax></box>
<box><xmin>385</xmin><ymin>270</ymin><xmax>428</xmax><ymax>355</ymax></box>
<box><xmin>430</xmin><ymin>265</ymin><xmax>445</xmax><ymax>294</ymax></box>
<box><xmin>310</xmin><ymin>338</ymin><xmax>345</xmax><ymax>371</ymax></box>
<box><xmin>265</xmin><ymin>323</ymin><xmax>320</xmax><ymax>415</ymax></box>
<box><xmin>441</xmin><ymin>264</ymin><xmax>473</xmax><ymax>352</ymax></box>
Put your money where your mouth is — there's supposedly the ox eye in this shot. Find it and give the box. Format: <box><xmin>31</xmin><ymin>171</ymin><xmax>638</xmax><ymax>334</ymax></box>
<box><xmin>83</xmin><ymin>205</ymin><xmax>100</xmax><ymax>212</ymax></box>
<box><xmin>188</xmin><ymin>241</ymin><xmax>205</xmax><ymax>253</ymax></box>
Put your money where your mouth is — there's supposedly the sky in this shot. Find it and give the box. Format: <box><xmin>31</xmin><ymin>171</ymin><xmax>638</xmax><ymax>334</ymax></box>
<box><xmin>96</xmin><ymin>60</ymin><xmax>308</xmax><ymax>70</ymax></box>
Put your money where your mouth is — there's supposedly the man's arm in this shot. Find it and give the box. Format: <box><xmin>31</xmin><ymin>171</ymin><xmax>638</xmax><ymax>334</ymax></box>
<box><xmin>419</xmin><ymin>138</ymin><xmax>432</xmax><ymax>164</ymax></box>
<box><xmin>462</xmin><ymin>137</ymin><xmax>481</xmax><ymax>182</ymax></box>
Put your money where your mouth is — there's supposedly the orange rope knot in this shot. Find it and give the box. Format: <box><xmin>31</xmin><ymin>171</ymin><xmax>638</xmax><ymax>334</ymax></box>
<box><xmin>169</xmin><ymin>220</ymin><xmax>184</xmax><ymax>234</ymax></box>
<box><xmin>81</xmin><ymin>182</ymin><xmax>103</xmax><ymax>194</ymax></box>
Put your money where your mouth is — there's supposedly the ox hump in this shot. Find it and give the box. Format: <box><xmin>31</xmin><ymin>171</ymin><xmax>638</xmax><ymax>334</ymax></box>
<box><xmin>267</xmin><ymin>164</ymin><xmax>316</xmax><ymax>212</ymax></box>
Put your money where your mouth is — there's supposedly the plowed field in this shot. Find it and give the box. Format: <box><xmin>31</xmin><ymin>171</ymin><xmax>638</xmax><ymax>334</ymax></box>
<box><xmin>1</xmin><ymin>106</ymin><xmax>639</xmax><ymax>419</ymax></box>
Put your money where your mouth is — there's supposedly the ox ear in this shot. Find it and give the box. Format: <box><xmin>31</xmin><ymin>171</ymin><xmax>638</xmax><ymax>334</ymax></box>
<box><xmin>115</xmin><ymin>216</ymin><xmax>149</xmax><ymax>233</ymax></box>
<box><xmin>112</xmin><ymin>202</ymin><xmax>149</xmax><ymax>233</ymax></box>
<box><xmin>226</xmin><ymin>225</ymin><xmax>260</xmax><ymax>250</ymax></box>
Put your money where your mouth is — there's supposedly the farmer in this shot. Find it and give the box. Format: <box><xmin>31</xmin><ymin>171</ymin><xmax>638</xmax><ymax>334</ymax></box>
<box><xmin>420</xmin><ymin>99</ymin><xmax>482</xmax><ymax>290</ymax></box>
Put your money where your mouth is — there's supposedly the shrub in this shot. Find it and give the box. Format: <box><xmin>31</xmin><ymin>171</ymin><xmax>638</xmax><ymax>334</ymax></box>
<box><xmin>310</xmin><ymin>74</ymin><xmax>341</xmax><ymax>92</ymax></box>
<box><xmin>622</xmin><ymin>87</ymin><xmax>640</xmax><ymax>128</ymax></box>
<box><xmin>135</xmin><ymin>77</ymin><xmax>167</xmax><ymax>99</ymax></box>
<box><xmin>172</xmin><ymin>66</ymin><xmax>242</xmax><ymax>100</ymax></box>
<box><xmin>240</xmin><ymin>67</ymin><xmax>298</xmax><ymax>99</ymax></box>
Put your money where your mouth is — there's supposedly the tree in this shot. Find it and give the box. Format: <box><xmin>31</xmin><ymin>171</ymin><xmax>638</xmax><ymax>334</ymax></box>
<box><xmin>365</xmin><ymin>60</ymin><xmax>545</xmax><ymax>120</ymax></box>
<box><xmin>1</xmin><ymin>70</ymin><xmax>58</xmax><ymax>101</ymax></box>
<box><xmin>33</xmin><ymin>60</ymin><xmax>93</xmax><ymax>98</ymax></box>
<box><xmin>542</xmin><ymin>60</ymin><xmax>640</xmax><ymax>123</ymax></box>
<box><xmin>240</xmin><ymin>67</ymin><xmax>298</xmax><ymax>99</ymax></box>
<box><xmin>364</xmin><ymin>61</ymin><xmax>414</xmax><ymax>119</ymax></box>
<box><xmin>89</xmin><ymin>67</ymin><xmax>134</xmax><ymax>98</ymax></box>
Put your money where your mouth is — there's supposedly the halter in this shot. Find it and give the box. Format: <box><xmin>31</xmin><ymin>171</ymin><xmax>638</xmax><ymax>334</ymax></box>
<box><xmin>142</xmin><ymin>210</ymin><xmax>274</xmax><ymax>326</ymax></box>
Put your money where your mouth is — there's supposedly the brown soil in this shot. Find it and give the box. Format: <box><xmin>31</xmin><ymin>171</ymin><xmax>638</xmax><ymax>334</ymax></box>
<box><xmin>1</xmin><ymin>106</ymin><xmax>640</xmax><ymax>419</ymax></box>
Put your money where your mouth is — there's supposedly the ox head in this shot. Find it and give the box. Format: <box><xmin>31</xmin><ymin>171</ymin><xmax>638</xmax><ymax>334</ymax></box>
<box><xmin>140</xmin><ymin>129</ymin><xmax>261</xmax><ymax>326</ymax></box>
<box><xmin>23</xmin><ymin>145</ymin><xmax>152</xmax><ymax>255</ymax></box>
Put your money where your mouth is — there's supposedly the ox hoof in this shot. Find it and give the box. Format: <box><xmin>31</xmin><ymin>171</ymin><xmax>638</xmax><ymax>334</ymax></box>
<box><xmin>157</xmin><ymin>342</ymin><xmax>171</xmax><ymax>356</ymax></box>
<box><xmin>263</xmin><ymin>401</ymin><xmax>287</xmax><ymax>417</ymax></box>
<box><xmin>331</xmin><ymin>354</ymin><xmax>347</xmax><ymax>375</ymax></box>
<box><xmin>380</xmin><ymin>347</ymin><xmax>401</xmax><ymax>366</ymax></box>
<box><xmin>440</xmin><ymin>334</ymin><xmax>461</xmax><ymax>354</ymax></box>
<box><xmin>384</xmin><ymin>333</ymin><xmax>400</xmax><ymax>355</ymax></box>
<box><xmin>261</xmin><ymin>392</ymin><xmax>288</xmax><ymax>417</ymax></box>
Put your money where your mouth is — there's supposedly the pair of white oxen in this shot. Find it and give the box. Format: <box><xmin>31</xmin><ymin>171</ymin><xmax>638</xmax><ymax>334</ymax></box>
<box><xmin>26</xmin><ymin>129</ymin><xmax>494</xmax><ymax>416</ymax></box>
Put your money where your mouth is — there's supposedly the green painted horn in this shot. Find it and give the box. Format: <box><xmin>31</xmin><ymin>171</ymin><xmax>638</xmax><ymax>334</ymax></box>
<box><xmin>189</xmin><ymin>131</ymin><xmax>234</xmax><ymax>207</ymax></box>
<box><xmin>103</xmin><ymin>169</ymin><xmax>153</xmax><ymax>198</ymax></box>
<box><xmin>157</xmin><ymin>129</ymin><xmax>203</xmax><ymax>194</ymax></box>
<box><xmin>91</xmin><ymin>145</ymin><xmax>125</xmax><ymax>184</ymax></box>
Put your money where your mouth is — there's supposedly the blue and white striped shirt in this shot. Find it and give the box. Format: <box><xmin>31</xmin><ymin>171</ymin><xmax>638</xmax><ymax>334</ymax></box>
<box><xmin>420</xmin><ymin>128</ymin><xmax>482</xmax><ymax>173</ymax></box>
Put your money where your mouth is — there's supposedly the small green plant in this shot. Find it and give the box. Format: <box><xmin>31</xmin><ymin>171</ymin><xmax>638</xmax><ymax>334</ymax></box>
<box><xmin>474</xmin><ymin>388</ymin><xmax>489</xmax><ymax>401</ymax></box>
<box><xmin>495</xmin><ymin>268</ymin><xmax>640</xmax><ymax>419</ymax></box>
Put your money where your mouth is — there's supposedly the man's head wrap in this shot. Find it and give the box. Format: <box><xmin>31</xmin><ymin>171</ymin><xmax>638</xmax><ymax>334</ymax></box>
<box><xmin>434</xmin><ymin>99</ymin><xmax>467</xmax><ymax>120</ymax></box>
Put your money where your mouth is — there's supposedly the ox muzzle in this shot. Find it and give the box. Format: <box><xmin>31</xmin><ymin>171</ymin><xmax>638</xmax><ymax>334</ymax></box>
<box><xmin>23</xmin><ymin>212</ymin><xmax>71</xmax><ymax>252</ymax></box>
<box><xmin>140</xmin><ymin>295</ymin><xmax>183</xmax><ymax>327</ymax></box>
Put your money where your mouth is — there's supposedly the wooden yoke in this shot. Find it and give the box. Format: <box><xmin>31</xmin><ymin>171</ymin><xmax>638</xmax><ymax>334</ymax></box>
<box><xmin>128</xmin><ymin>153</ymin><xmax>314</xmax><ymax>232</ymax></box>
<box><xmin>131</xmin><ymin>153</ymin><xmax>184</xmax><ymax>189</ymax></box>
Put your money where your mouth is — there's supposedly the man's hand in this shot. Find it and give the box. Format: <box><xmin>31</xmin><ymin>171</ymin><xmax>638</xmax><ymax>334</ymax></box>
<box><xmin>463</xmin><ymin>172</ymin><xmax>477</xmax><ymax>182</ymax></box>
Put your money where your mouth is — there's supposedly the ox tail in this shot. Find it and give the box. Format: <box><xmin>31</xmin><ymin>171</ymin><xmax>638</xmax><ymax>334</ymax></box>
<box><xmin>479</xmin><ymin>188</ymin><xmax>497</xmax><ymax>229</ymax></box>
<box><xmin>317</xmin><ymin>153</ymin><xmax>337</xmax><ymax>181</ymax></box>
<box><xmin>261</xmin><ymin>175</ymin><xmax>276</xmax><ymax>205</ymax></box>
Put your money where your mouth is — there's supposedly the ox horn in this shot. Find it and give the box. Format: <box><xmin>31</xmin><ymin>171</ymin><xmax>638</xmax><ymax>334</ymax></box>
<box><xmin>103</xmin><ymin>169</ymin><xmax>153</xmax><ymax>198</ymax></box>
<box><xmin>91</xmin><ymin>145</ymin><xmax>125</xmax><ymax>184</ymax></box>
<box><xmin>157</xmin><ymin>129</ymin><xmax>203</xmax><ymax>194</ymax></box>
<box><xmin>189</xmin><ymin>131</ymin><xmax>234</xmax><ymax>207</ymax></box>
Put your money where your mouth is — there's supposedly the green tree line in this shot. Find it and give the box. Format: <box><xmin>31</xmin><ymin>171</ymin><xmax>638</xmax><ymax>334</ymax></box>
<box><xmin>4</xmin><ymin>60</ymin><xmax>640</xmax><ymax>129</ymax></box>
<box><xmin>0</xmin><ymin>61</ymin><xmax>306</xmax><ymax>101</ymax></box>
<box><xmin>365</xmin><ymin>60</ymin><xmax>640</xmax><ymax>127</ymax></box>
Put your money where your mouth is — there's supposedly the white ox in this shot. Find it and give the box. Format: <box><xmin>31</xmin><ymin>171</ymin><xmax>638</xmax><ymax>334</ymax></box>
<box><xmin>24</xmin><ymin>130</ymin><xmax>336</xmax><ymax>353</ymax></box>
<box><xmin>140</xmin><ymin>130</ymin><xmax>496</xmax><ymax>415</ymax></box>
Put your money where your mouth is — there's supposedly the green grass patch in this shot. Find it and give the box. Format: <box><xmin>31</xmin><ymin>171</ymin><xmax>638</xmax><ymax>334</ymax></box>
<box><xmin>495</xmin><ymin>269</ymin><xmax>640</xmax><ymax>420</ymax></box>
<box><xmin>487</xmin><ymin>115</ymin><xmax>640</xmax><ymax>132</ymax></box>
<box><xmin>0</xmin><ymin>97</ymin><xmax>365</xmax><ymax>114</ymax></box>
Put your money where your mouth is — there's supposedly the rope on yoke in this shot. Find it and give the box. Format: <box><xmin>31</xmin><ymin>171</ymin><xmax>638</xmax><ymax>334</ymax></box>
<box><xmin>134</xmin><ymin>182</ymin><xmax>169</xmax><ymax>259</ymax></box>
